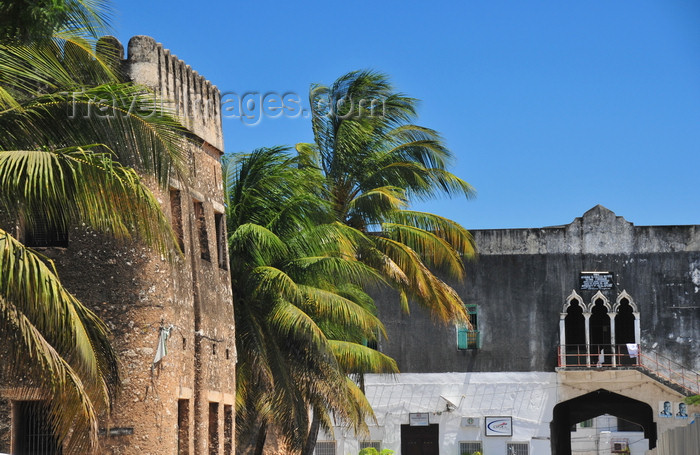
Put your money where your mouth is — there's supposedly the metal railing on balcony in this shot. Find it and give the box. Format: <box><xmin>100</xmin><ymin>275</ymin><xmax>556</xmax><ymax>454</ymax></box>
<box><xmin>558</xmin><ymin>344</ymin><xmax>641</xmax><ymax>368</ymax></box>
<box><xmin>558</xmin><ymin>344</ymin><xmax>700</xmax><ymax>396</ymax></box>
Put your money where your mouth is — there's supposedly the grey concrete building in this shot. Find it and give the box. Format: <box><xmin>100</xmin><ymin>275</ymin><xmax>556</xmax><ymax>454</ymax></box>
<box><xmin>324</xmin><ymin>206</ymin><xmax>700</xmax><ymax>455</ymax></box>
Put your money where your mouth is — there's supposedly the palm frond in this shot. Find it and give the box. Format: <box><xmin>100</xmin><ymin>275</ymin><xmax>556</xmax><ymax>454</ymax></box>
<box><xmin>0</xmin><ymin>147</ymin><xmax>180</xmax><ymax>257</ymax></box>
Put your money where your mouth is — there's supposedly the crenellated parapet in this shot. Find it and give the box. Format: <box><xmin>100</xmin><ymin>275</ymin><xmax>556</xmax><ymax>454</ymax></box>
<box><xmin>97</xmin><ymin>35</ymin><xmax>224</xmax><ymax>151</ymax></box>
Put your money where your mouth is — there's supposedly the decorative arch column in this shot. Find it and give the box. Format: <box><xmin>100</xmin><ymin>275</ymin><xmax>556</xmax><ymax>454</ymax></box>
<box><xmin>562</xmin><ymin>291</ymin><xmax>586</xmax><ymax>366</ymax></box>
<box><xmin>587</xmin><ymin>291</ymin><xmax>612</xmax><ymax>366</ymax></box>
<box><xmin>613</xmin><ymin>290</ymin><xmax>640</xmax><ymax>365</ymax></box>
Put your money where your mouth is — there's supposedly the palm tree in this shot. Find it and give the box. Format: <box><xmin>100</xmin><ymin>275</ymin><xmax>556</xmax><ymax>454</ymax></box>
<box><xmin>297</xmin><ymin>70</ymin><xmax>477</xmax><ymax>325</ymax></box>
<box><xmin>226</xmin><ymin>147</ymin><xmax>397</xmax><ymax>455</ymax></box>
<box><xmin>0</xmin><ymin>1</ymin><xmax>188</xmax><ymax>452</ymax></box>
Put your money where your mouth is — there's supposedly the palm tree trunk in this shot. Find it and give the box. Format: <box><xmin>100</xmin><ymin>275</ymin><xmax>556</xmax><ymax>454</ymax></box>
<box><xmin>253</xmin><ymin>421</ymin><xmax>267</xmax><ymax>455</ymax></box>
<box><xmin>301</xmin><ymin>411</ymin><xmax>321</xmax><ymax>455</ymax></box>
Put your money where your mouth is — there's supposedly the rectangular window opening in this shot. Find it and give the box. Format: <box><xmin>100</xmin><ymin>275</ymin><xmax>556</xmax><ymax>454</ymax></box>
<box><xmin>177</xmin><ymin>399</ymin><xmax>190</xmax><ymax>455</ymax></box>
<box><xmin>170</xmin><ymin>189</ymin><xmax>185</xmax><ymax>252</ymax></box>
<box><xmin>214</xmin><ymin>212</ymin><xmax>227</xmax><ymax>270</ymax></box>
<box><xmin>457</xmin><ymin>305</ymin><xmax>479</xmax><ymax>350</ymax></box>
<box><xmin>459</xmin><ymin>441</ymin><xmax>482</xmax><ymax>455</ymax></box>
<box><xmin>208</xmin><ymin>402</ymin><xmax>219</xmax><ymax>455</ymax></box>
<box><xmin>507</xmin><ymin>442</ymin><xmax>529</xmax><ymax>455</ymax></box>
<box><xmin>314</xmin><ymin>441</ymin><xmax>336</xmax><ymax>455</ymax></box>
<box><xmin>223</xmin><ymin>405</ymin><xmax>233</xmax><ymax>455</ymax></box>
<box><xmin>193</xmin><ymin>201</ymin><xmax>210</xmax><ymax>261</ymax></box>
<box><xmin>24</xmin><ymin>210</ymin><xmax>68</xmax><ymax>248</ymax></box>
<box><xmin>13</xmin><ymin>400</ymin><xmax>61</xmax><ymax>455</ymax></box>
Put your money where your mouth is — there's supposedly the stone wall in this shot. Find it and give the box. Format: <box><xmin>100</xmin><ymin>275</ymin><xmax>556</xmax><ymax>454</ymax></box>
<box><xmin>0</xmin><ymin>36</ymin><xmax>235</xmax><ymax>455</ymax></box>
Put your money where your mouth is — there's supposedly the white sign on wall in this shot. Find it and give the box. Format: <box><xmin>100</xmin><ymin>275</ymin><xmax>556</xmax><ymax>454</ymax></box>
<box><xmin>409</xmin><ymin>412</ymin><xmax>430</xmax><ymax>426</ymax></box>
<box><xmin>485</xmin><ymin>416</ymin><xmax>512</xmax><ymax>436</ymax></box>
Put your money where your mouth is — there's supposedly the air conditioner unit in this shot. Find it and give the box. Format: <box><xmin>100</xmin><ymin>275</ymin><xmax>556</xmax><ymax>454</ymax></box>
<box><xmin>461</xmin><ymin>417</ymin><xmax>480</xmax><ymax>427</ymax></box>
<box><xmin>611</xmin><ymin>441</ymin><xmax>629</xmax><ymax>453</ymax></box>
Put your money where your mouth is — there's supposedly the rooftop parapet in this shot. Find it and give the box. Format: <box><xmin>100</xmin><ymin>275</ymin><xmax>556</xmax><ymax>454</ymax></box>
<box><xmin>97</xmin><ymin>35</ymin><xmax>224</xmax><ymax>151</ymax></box>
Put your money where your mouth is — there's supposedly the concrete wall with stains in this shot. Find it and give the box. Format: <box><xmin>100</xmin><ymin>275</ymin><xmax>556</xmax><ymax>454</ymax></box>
<box><xmin>376</xmin><ymin>205</ymin><xmax>700</xmax><ymax>373</ymax></box>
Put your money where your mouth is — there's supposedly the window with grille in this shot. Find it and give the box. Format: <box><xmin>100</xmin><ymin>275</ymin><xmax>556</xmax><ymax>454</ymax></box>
<box><xmin>13</xmin><ymin>400</ymin><xmax>61</xmax><ymax>454</ymax></box>
<box><xmin>457</xmin><ymin>305</ymin><xmax>480</xmax><ymax>349</ymax></box>
<box><xmin>579</xmin><ymin>418</ymin><xmax>594</xmax><ymax>428</ymax></box>
<box><xmin>315</xmin><ymin>441</ymin><xmax>336</xmax><ymax>455</ymax></box>
<box><xmin>507</xmin><ymin>442</ymin><xmax>529</xmax><ymax>455</ymax></box>
<box><xmin>359</xmin><ymin>441</ymin><xmax>381</xmax><ymax>451</ymax></box>
<box><xmin>459</xmin><ymin>441</ymin><xmax>482</xmax><ymax>455</ymax></box>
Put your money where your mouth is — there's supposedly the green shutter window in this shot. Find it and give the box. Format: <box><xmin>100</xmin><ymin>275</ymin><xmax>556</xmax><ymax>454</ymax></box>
<box><xmin>457</xmin><ymin>305</ymin><xmax>479</xmax><ymax>349</ymax></box>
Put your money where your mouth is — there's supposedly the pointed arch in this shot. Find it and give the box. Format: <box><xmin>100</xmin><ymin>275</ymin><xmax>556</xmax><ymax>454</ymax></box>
<box><xmin>587</xmin><ymin>291</ymin><xmax>611</xmax><ymax>313</ymax></box>
<box><xmin>551</xmin><ymin>389</ymin><xmax>657</xmax><ymax>455</ymax></box>
<box><xmin>613</xmin><ymin>290</ymin><xmax>638</xmax><ymax>313</ymax></box>
<box><xmin>562</xmin><ymin>290</ymin><xmax>584</xmax><ymax>313</ymax></box>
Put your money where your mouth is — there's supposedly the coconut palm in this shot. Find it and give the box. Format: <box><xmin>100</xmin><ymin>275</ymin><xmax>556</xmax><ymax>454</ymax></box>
<box><xmin>226</xmin><ymin>147</ymin><xmax>397</xmax><ymax>454</ymax></box>
<box><xmin>297</xmin><ymin>70</ymin><xmax>477</xmax><ymax>324</ymax></box>
<box><xmin>0</xmin><ymin>1</ymin><xmax>188</xmax><ymax>453</ymax></box>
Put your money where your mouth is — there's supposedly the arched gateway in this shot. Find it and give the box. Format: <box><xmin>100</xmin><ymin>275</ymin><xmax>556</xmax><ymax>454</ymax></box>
<box><xmin>551</xmin><ymin>389</ymin><xmax>657</xmax><ymax>455</ymax></box>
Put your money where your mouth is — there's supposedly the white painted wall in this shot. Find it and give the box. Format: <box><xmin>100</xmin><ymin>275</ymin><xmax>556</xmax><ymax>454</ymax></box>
<box><xmin>321</xmin><ymin>372</ymin><xmax>558</xmax><ymax>455</ymax></box>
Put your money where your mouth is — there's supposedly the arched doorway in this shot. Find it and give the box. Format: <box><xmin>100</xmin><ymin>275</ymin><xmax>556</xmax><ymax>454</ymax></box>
<box><xmin>550</xmin><ymin>389</ymin><xmax>657</xmax><ymax>455</ymax></box>
<box><xmin>589</xmin><ymin>297</ymin><xmax>611</xmax><ymax>365</ymax></box>
<box><xmin>613</xmin><ymin>292</ymin><xmax>640</xmax><ymax>366</ymax></box>
<box><xmin>564</xmin><ymin>299</ymin><xmax>585</xmax><ymax>365</ymax></box>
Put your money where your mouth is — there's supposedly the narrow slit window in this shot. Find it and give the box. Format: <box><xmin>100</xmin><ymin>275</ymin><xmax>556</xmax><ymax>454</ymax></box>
<box><xmin>193</xmin><ymin>201</ymin><xmax>210</xmax><ymax>261</ymax></box>
<box><xmin>208</xmin><ymin>402</ymin><xmax>219</xmax><ymax>455</ymax></box>
<box><xmin>214</xmin><ymin>212</ymin><xmax>227</xmax><ymax>270</ymax></box>
<box><xmin>223</xmin><ymin>405</ymin><xmax>233</xmax><ymax>455</ymax></box>
<box><xmin>170</xmin><ymin>189</ymin><xmax>185</xmax><ymax>252</ymax></box>
<box><xmin>177</xmin><ymin>399</ymin><xmax>190</xmax><ymax>455</ymax></box>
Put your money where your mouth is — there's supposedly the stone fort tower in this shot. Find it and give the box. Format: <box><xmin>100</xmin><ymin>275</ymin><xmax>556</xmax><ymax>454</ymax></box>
<box><xmin>1</xmin><ymin>36</ymin><xmax>235</xmax><ymax>455</ymax></box>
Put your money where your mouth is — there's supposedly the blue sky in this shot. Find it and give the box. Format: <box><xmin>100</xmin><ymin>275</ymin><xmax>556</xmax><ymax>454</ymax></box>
<box><xmin>112</xmin><ymin>0</ymin><xmax>700</xmax><ymax>229</ymax></box>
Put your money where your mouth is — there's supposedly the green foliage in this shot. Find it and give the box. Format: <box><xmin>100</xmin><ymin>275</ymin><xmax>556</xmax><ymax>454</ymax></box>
<box><xmin>0</xmin><ymin>0</ymin><xmax>111</xmax><ymax>43</ymax></box>
<box><xmin>298</xmin><ymin>70</ymin><xmax>476</xmax><ymax>325</ymax></box>
<box><xmin>228</xmin><ymin>148</ymin><xmax>398</xmax><ymax>453</ymax></box>
<box><xmin>0</xmin><ymin>0</ymin><xmax>69</xmax><ymax>42</ymax></box>
<box><xmin>0</xmin><ymin>1</ymin><xmax>189</xmax><ymax>453</ymax></box>
<box><xmin>684</xmin><ymin>395</ymin><xmax>700</xmax><ymax>405</ymax></box>
<box><xmin>358</xmin><ymin>448</ymin><xmax>394</xmax><ymax>455</ymax></box>
<box><xmin>234</xmin><ymin>71</ymin><xmax>476</xmax><ymax>453</ymax></box>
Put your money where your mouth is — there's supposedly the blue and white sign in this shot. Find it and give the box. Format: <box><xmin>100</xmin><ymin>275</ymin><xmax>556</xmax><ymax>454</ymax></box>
<box><xmin>485</xmin><ymin>416</ymin><xmax>512</xmax><ymax>436</ymax></box>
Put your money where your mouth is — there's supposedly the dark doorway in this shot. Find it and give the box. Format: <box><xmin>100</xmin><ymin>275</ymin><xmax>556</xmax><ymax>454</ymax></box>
<box><xmin>615</xmin><ymin>299</ymin><xmax>636</xmax><ymax>365</ymax></box>
<box><xmin>565</xmin><ymin>299</ymin><xmax>585</xmax><ymax>365</ymax></box>
<box><xmin>12</xmin><ymin>401</ymin><xmax>61</xmax><ymax>455</ymax></box>
<box><xmin>401</xmin><ymin>424</ymin><xmax>439</xmax><ymax>455</ymax></box>
<box><xmin>551</xmin><ymin>389</ymin><xmax>656</xmax><ymax>455</ymax></box>
<box><xmin>589</xmin><ymin>299</ymin><xmax>611</xmax><ymax>365</ymax></box>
